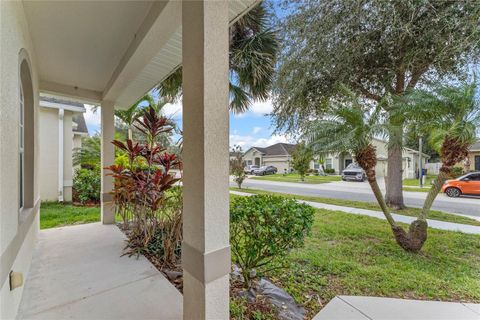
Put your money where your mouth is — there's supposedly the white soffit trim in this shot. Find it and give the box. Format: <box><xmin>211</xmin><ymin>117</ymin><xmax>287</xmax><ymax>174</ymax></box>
<box><xmin>40</xmin><ymin>100</ymin><xmax>86</xmax><ymax>113</ymax></box>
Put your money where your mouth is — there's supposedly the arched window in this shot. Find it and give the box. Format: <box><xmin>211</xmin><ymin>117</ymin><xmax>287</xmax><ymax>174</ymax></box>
<box><xmin>19</xmin><ymin>51</ymin><xmax>34</xmax><ymax>212</ymax></box>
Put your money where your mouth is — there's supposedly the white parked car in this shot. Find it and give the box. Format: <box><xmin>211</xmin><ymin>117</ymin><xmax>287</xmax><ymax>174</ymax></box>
<box><xmin>244</xmin><ymin>165</ymin><xmax>259</xmax><ymax>174</ymax></box>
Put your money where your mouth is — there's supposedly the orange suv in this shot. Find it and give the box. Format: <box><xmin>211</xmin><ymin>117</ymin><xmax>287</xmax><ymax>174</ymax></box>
<box><xmin>442</xmin><ymin>172</ymin><xmax>480</xmax><ymax>197</ymax></box>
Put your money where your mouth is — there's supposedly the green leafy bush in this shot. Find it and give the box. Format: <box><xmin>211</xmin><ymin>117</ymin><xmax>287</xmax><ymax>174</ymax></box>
<box><xmin>324</xmin><ymin>168</ymin><xmax>335</xmax><ymax>174</ymax></box>
<box><xmin>230</xmin><ymin>195</ymin><xmax>315</xmax><ymax>288</ymax></box>
<box><xmin>73</xmin><ymin>167</ymin><xmax>101</xmax><ymax>204</ymax></box>
<box><xmin>448</xmin><ymin>166</ymin><xmax>464</xmax><ymax>178</ymax></box>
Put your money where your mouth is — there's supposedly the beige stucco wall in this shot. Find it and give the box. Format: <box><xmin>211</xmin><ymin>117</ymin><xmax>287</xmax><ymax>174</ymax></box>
<box><xmin>263</xmin><ymin>156</ymin><xmax>291</xmax><ymax>173</ymax></box>
<box><xmin>0</xmin><ymin>1</ymin><xmax>40</xmax><ymax>318</ymax></box>
<box><xmin>39</xmin><ymin>107</ymin><xmax>59</xmax><ymax>201</ymax></box>
<box><xmin>243</xmin><ymin>148</ymin><xmax>264</xmax><ymax>167</ymax></box>
<box><xmin>39</xmin><ymin>109</ymin><xmax>76</xmax><ymax>202</ymax></box>
<box><xmin>467</xmin><ymin>151</ymin><xmax>480</xmax><ymax>171</ymax></box>
<box><xmin>63</xmin><ymin>112</ymin><xmax>73</xmax><ymax>202</ymax></box>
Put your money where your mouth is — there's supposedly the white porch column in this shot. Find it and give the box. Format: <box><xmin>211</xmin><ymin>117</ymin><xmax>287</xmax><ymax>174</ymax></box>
<box><xmin>101</xmin><ymin>100</ymin><xmax>115</xmax><ymax>224</ymax></box>
<box><xmin>182</xmin><ymin>1</ymin><xmax>230</xmax><ymax>319</ymax></box>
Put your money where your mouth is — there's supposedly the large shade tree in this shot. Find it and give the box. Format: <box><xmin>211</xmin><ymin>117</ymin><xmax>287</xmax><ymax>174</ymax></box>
<box><xmin>157</xmin><ymin>2</ymin><xmax>278</xmax><ymax>113</ymax></box>
<box><xmin>273</xmin><ymin>0</ymin><xmax>480</xmax><ymax>209</ymax></box>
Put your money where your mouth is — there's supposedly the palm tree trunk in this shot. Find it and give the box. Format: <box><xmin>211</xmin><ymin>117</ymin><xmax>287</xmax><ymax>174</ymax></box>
<box><xmin>128</xmin><ymin>128</ymin><xmax>133</xmax><ymax>140</ymax></box>
<box><xmin>366</xmin><ymin>169</ymin><xmax>397</xmax><ymax>228</ymax></box>
<box><xmin>419</xmin><ymin>169</ymin><xmax>448</xmax><ymax>220</ymax></box>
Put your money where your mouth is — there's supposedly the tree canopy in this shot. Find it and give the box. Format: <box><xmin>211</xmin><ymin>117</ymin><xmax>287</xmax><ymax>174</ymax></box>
<box><xmin>273</xmin><ymin>0</ymin><xmax>480</xmax><ymax>132</ymax></box>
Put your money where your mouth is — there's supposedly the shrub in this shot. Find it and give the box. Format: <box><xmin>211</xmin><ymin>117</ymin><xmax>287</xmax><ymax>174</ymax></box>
<box><xmin>73</xmin><ymin>167</ymin><xmax>101</xmax><ymax>204</ymax></box>
<box><xmin>448</xmin><ymin>166</ymin><xmax>464</xmax><ymax>178</ymax></box>
<box><xmin>106</xmin><ymin>106</ymin><xmax>181</xmax><ymax>259</ymax></box>
<box><xmin>146</xmin><ymin>186</ymin><xmax>183</xmax><ymax>266</ymax></box>
<box><xmin>230</xmin><ymin>195</ymin><xmax>315</xmax><ymax>288</ymax></box>
<box><xmin>230</xmin><ymin>145</ymin><xmax>246</xmax><ymax>188</ymax></box>
<box><xmin>324</xmin><ymin>168</ymin><xmax>335</xmax><ymax>174</ymax></box>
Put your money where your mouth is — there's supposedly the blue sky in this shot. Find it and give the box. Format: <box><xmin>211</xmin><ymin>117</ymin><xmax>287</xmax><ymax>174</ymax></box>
<box><xmin>83</xmin><ymin>97</ymin><xmax>292</xmax><ymax>151</ymax></box>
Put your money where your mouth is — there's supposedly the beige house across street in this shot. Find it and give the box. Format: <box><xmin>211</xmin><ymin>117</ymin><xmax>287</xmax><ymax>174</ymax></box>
<box><xmin>39</xmin><ymin>97</ymin><xmax>88</xmax><ymax>202</ymax></box>
<box><xmin>243</xmin><ymin>139</ymin><xmax>429</xmax><ymax>179</ymax></box>
<box><xmin>243</xmin><ymin>143</ymin><xmax>297</xmax><ymax>173</ymax></box>
<box><xmin>465</xmin><ymin>140</ymin><xmax>480</xmax><ymax>171</ymax></box>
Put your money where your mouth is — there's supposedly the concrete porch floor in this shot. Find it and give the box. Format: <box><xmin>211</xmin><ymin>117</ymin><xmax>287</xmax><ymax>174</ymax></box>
<box><xmin>314</xmin><ymin>296</ymin><xmax>480</xmax><ymax>320</ymax></box>
<box><xmin>17</xmin><ymin>223</ymin><xmax>183</xmax><ymax>319</ymax></box>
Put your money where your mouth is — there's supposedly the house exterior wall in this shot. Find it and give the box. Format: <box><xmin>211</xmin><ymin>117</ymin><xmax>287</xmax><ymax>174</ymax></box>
<box><xmin>0</xmin><ymin>2</ymin><xmax>40</xmax><ymax>319</ymax></box>
<box><xmin>469</xmin><ymin>151</ymin><xmax>480</xmax><ymax>171</ymax></box>
<box><xmin>262</xmin><ymin>156</ymin><xmax>292</xmax><ymax>173</ymax></box>
<box><xmin>459</xmin><ymin>151</ymin><xmax>480</xmax><ymax>171</ymax></box>
<box><xmin>39</xmin><ymin>107</ymin><xmax>59</xmax><ymax>201</ymax></box>
<box><xmin>39</xmin><ymin>109</ymin><xmax>76</xmax><ymax>202</ymax></box>
<box><xmin>63</xmin><ymin>112</ymin><xmax>73</xmax><ymax>202</ymax></box>
<box><xmin>243</xmin><ymin>149</ymin><xmax>263</xmax><ymax>167</ymax></box>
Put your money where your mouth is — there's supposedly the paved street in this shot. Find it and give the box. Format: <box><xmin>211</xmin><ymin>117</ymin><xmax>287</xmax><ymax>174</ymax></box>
<box><xmin>231</xmin><ymin>177</ymin><xmax>480</xmax><ymax>218</ymax></box>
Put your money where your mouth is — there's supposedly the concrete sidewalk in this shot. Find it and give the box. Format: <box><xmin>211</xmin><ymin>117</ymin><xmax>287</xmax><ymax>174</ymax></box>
<box><xmin>313</xmin><ymin>296</ymin><xmax>480</xmax><ymax>320</ymax></box>
<box><xmin>17</xmin><ymin>223</ymin><xmax>182</xmax><ymax>319</ymax></box>
<box><xmin>230</xmin><ymin>190</ymin><xmax>480</xmax><ymax>234</ymax></box>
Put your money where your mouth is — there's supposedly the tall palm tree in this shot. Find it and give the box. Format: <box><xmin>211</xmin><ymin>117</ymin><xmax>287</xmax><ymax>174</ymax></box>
<box><xmin>409</xmin><ymin>81</ymin><xmax>480</xmax><ymax>221</ymax></box>
<box><xmin>157</xmin><ymin>2</ymin><xmax>278</xmax><ymax>113</ymax></box>
<box><xmin>115</xmin><ymin>94</ymin><xmax>153</xmax><ymax>140</ymax></box>
<box><xmin>305</xmin><ymin>87</ymin><xmax>427</xmax><ymax>252</ymax></box>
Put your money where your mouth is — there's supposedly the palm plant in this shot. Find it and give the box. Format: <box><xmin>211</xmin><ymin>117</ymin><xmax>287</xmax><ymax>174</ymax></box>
<box><xmin>115</xmin><ymin>94</ymin><xmax>153</xmax><ymax>140</ymax></box>
<box><xmin>73</xmin><ymin>134</ymin><xmax>101</xmax><ymax>169</ymax></box>
<box><xmin>408</xmin><ymin>82</ymin><xmax>480</xmax><ymax>222</ymax></box>
<box><xmin>305</xmin><ymin>88</ymin><xmax>427</xmax><ymax>252</ymax></box>
<box><xmin>157</xmin><ymin>2</ymin><xmax>278</xmax><ymax>113</ymax></box>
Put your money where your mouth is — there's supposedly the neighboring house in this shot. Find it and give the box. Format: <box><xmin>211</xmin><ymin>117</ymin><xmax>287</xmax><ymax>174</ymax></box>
<box><xmin>244</xmin><ymin>139</ymin><xmax>429</xmax><ymax>179</ymax></box>
<box><xmin>39</xmin><ymin>97</ymin><xmax>88</xmax><ymax>202</ymax></box>
<box><xmin>456</xmin><ymin>139</ymin><xmax>480</xmax><ymax>172</ymax></box>
<box><xmin>243</xmin><ymin>143</ymin><xmax>297</xmax><ymax>173</ymax></box>
<box><xmin>468</xmin><ymin>140</ymin><xmax>480</xmax><ymax>171</ymax></box>
<box><xmin>313</xmin><ymin>139</ymin><xmax>429</xmax><ymax>179</ymax></box>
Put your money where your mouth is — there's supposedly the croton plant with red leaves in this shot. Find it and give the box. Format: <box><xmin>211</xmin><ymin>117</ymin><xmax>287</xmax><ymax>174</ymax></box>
<box><xmin>106</xmin><ymin>106</ymin><xmax>181</xmax><ymax>251</ymax></box>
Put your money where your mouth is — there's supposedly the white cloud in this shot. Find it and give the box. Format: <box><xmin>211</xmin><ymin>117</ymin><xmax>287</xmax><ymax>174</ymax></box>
<box><xmin>84</xmin><ymin>104</ymin><xmax>100</xmax><ymax>134</ymax></box>
<box><xmin>163</xmin><ymin>100</ymin><xmax>183</xmax><ymax>119</ymax></box>
<box><xmin>229</xmin><ymin>133</ymin><xmax>292</xmax><ymax>150</ymax></box>
<box><xmin>252</xmin><ymin>126</ymin><xmax>262</xmax><ymax>134</ymax></box>
<box><xmin>233</xmin><ymin>98</ymin><xmax>274</xmax><ymax>118</ymax></box>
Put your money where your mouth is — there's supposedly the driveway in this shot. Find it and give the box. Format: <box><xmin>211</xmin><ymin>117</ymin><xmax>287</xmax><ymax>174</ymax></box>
<box><xmin>232</xmin><ymin>177</ymin><xmax>480</xmax><ymax>218</ymax></box>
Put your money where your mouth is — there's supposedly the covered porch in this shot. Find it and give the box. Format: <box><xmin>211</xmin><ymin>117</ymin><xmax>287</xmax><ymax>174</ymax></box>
<box><xmin>18</xmin><ymin>223</ymin><xmax>183</xmax><ymax>319</ymax></box>
<box><xmin>5</xmin><ymin>1</ymin><xmax>258</xmax><ymax>319</ymax></box>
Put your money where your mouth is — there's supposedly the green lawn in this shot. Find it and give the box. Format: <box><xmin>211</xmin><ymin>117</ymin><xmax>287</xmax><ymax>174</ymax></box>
<box><xmin>403</xmin><ymin>175</ymin><xmax>437</xmax><ymax>187</ymax></box>
<box><xmin>42</xmin><ymin>199</ymin><xmax>480</xmax><ymax>319</ymax></box>
<box><xmin>264</xmin><ymin>209</ymin><xmax>480</xmax><ymax>318</ymax></box>
<box><xmin>230</xmin><ymin>187</ymin><xmax>480</xmax><ymax>226</ymax></box>
<box><xmin>40</xmin><ymin>202</ymin><xmax>100</xmax><ymax>229</ymax></box>
<box><xmin>250</xmin><ymin>173</ymin><xmax>342</xmax><ymax>184</ymax></box>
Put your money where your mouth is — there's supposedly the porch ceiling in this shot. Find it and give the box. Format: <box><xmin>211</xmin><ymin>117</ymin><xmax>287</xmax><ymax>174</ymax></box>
<box><xmin>23</xmin><ymin>0</ymin><xmax>259</xmax><ymax>108</ymax></box>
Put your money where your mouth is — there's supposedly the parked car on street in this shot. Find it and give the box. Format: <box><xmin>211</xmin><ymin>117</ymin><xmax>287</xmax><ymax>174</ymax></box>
<box><xmin>441</xmin><ymin>172</ymin><xmax>480</xmax><ymax>197</ymax></box>
<box><xmin>244</xmin><ymin>165</ymin><xmax>259</xmax><ymax>174</ymax></box>
<box><xmin>254</xmin><ymin>166</ymin><xmax>278</xmax><ymax>176</ymax></box>
<box><xmin>341</xmin><ymin>163</ymin><xmax>366</xmax><ymax>182</ymax></box>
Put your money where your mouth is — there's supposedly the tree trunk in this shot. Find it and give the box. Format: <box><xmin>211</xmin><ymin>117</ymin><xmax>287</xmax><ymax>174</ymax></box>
<box><xmin>366</xmin><ymin>168</ymin><xmax>426</xmax><ymax>253</ymax></box>
<box><xmin>419</xmin><ymin>169</ymin><xmax>448</xmax><ymax>220</ymax></box>
<box><xmin>366</xmin><ymin>169</ymin><xmax>397</xmax><ymax>228</ymax></box>
<box><xmin>128</xmin><ymin>128</ymin><xmax>133</xmax><ymax>140</ymax></box>
<box><xmin>385</xmin><ymin>125</ymin><xmax>406</xmax><ymax>209</ymax></box>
